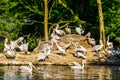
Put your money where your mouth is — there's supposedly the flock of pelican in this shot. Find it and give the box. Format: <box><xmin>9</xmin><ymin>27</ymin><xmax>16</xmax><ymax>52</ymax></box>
<box><xmin>2</xmin><ymin>23</ymin><xmax>115</xmax><ymax>72</ymax></box>
<box><xmin>3</xmin><ymin>36</ymin><xmax>29</xmax><ymax>59</ymax></box>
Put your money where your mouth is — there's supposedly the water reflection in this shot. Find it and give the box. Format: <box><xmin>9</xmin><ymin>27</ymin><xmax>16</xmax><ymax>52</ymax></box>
<box><xmin>0</xmin><ymin>65</ymin><xmax>119</xmax><ymax>80</ymax></box>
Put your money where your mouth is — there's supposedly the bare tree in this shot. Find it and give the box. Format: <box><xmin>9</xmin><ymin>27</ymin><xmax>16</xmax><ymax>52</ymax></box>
<box><xmin>97</xmin><ymin>0</ymin><xmax>106</xmax><ymax>48</ymax></box>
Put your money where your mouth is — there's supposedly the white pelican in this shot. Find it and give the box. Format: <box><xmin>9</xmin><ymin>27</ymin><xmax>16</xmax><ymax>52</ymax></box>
<box><xmin>42</xmin><ymin>43</ymin><xmax>53</xmax><ymax>58</ymax></box>
<box><xmin>36</xmin><ymin>43</ymin><xmax>52</xmax><ymax>61</ymax></box>
<box><xmin>75</xmin><ymin>24</ymin><xmax>84</xmax><ymax>35</ymax></box>
<box><xmin>10</xmin><ymin>37</ymin><xmax>24</xmax><ymax>50</ymax></box>
<box><xmin>53</xmin><ymin>39</ymin><xmax>67</xmax><ymax>55</ymax></box>
<box><xmin>5</xmin><ymin>48</ymin><xmax>16</xmax><ymax>59</ymax></box>
<box><xmin>55</xmin><ymin>24</ymin><xmax>65</xmax><ymax>36</ymax></box>
<box><xmin>72</xmin><ymin>42</ymin><xmax>86</xmax><ymax>58</ymax></box>
<box><xmin>71</xmin><ymin>60</ymin><xmax>86</xmax><ymax>69</ymax></box>
<box><xmin>17</xmin><ymin>39</ymin><xmax>29</xmax><ymax>54</ymax></box>
<box><xmin>3</xmin><ymin>38</ymin><xmax>11</xmax><ymax>52</ymax></box>
<box><xmin>18</xmin><ymin>62</ymin><xmax>35</xmax><ymax>73</ymax></box>
<box><xmin>65</xmin><ymin>26</ymin><xmax>71</xmax><ymax>34</ymax></box>
<box><xmin>85</xmin><ymin>32</ymin><xmax>96</xmax><ymax>46</ymax></box>
<box><xmin>107</xmin><ymin>36</ymin><xmax>113</xmax><ymax>49</ymax></box>
<box><xmin>37</xmin><ymin>48</ymin><xmax>47</xmax><ymax>61</ymax></box>
<box><xmin>51</xmin><ymin>28</ymin><xmax>60</xmax><ymax>40</ymax></box>
<box><xmin>92</xmin><ymin>40</ymin><xmax>103</xmax><ymax>53</ymax></box>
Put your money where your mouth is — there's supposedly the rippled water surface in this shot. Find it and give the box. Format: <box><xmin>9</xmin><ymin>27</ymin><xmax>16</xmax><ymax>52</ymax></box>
<box><xmin>0</xmin><ymin>65</ymin><xmax>120</xmax><ymax>80</ymax></box>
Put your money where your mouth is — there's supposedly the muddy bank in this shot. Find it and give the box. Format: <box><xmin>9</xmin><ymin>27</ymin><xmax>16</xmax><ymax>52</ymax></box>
<box><xmin>0</xmin><ymin>34</ymin><xmax>115</xmax><ymax>66</ymax></box>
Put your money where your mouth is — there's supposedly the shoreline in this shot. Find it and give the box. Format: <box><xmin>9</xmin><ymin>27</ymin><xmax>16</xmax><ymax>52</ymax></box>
<box><xmin>0</xmin><ymin>52</ymin><xmax>119</xmax><ymax>66</ymax></box>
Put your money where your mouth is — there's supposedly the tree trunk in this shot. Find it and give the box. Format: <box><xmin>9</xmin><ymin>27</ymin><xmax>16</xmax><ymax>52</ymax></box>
<box><xmin>97</xmin><ymin>0</ymin><xmax>106</xmax><ymax>48</ymax></box>
<box><xmin>44</xmin><ymin>0</ymin><xmax>49</xmax><ymax>41</ymax></box>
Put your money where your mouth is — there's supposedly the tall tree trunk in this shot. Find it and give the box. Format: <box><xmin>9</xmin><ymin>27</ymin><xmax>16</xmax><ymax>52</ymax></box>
<box><xmin>44</xmin><ymin>0</ymin><xmax>49</xmax><ymax>41</ymax></box>
<box><xmin>97</xmin><ymin>0</ymin><xmax>106</xmax><ymax>48</ymax></box>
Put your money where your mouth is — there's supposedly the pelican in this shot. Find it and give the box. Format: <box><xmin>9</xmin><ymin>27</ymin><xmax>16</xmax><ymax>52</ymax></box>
<box><xmin>18</xmin><ymin>62</ymin><xmax>35</xmax><ymax>73</ymax></box>
<box><xmin>55</xmin><ymin>24</ymin><xmax>65</xmax><ymax>36</ymax></box>
<box><xmin>51</xmin><ymin>28</ymin><xmax>60</xmax><ymax>40</ymax></box>
<box><xmin>71</xmin><ymin>60</ymin><xmax>86</xmax><ymax>69</ymax></box>
<box><xmin>37</xmin><ymin>48</ymin><xmax>47</xmax><ymax>61</ymax></box>
<box><xmin>75</xmin><ymin>24</ymin><xmax>84</xmax><ymax>35</ymax></box>
<box><xmin>3</xmin><ymin>38</ymin><xmax>11</xmax><ymax>52</ymax></box>
<box><xmin>92</xmin><ymin>40</ymin><xmax>103</xmax><ymax>53</ymax></box>
<box><xmin>17</xmin><ymin>39</ymin><xmax>29</xmax><ymax>54</ymax></box>
<box><xmin>85</xmin><ymin>32</ymin><xmax>96</xmax><ymax>46</ymax></box>
<box><xmin>72</xmin><ymin>42</ymin><xmax>86</xmax><ymax>58</ymax></box>
<box><xmin>65</xmin><ymin>26</ymin><xmax>71</xmax><ymax>34</ymax></box>
<box><xmin>5</xmin><ymin>48</ymin><xmax>16</xmax><ymax>59</ymax></box>
<box><xmin>53</xmin><ymin>39</ymin><xmax>67</xmax><ymax>55</ymax></box>
<box><xmin>107</xmin><ymin>36</ymin><xmax>113</xmax><ymax>49</ymax></box>
<box><xmin>10</xmin><ymin>37</ymin><xmax>24</xmax><ymax>50</ymax></box>
<box><xmin>42</xmin><ymin>43</ymin><xmax>52</xmax><ymax>58</ymax></box>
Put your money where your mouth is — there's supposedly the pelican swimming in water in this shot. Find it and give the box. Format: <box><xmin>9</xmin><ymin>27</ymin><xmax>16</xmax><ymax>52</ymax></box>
<box><xmin>92</xmin><ymin>40</ymin><xmax>103</xmax><ymax>53</ymax></box>
<box><xmin>75</xmin><ymin>24</ymin><xmax>84</xmax><ymax>35</ymax></box>
<box><xmin>55</xmin><ymin>24</ymin><xmax>65</xmax><ymax>36</ymax></box>
<box><xmin>65</xmin><ymin>26</ymin><xmax>71</xmax><ymax>34</ymax></box>
<box><xmin>85</xmin><ymin>32</ymin><xmax>96</xmax><ymax>46</ymax></box>
<box><xmin>71</xmin><ymin>60</ymin><xmax>86</xmax><ymax>69</ymax></box>
<box><xmin>18</xmin><ymin>62</ymin><xmax>36</xmax><ymax>78</ymax></box>
<box><xmin>18</xmin><ymin>62</ymin><xmax>35</xmax><ymax>73</ymax></box>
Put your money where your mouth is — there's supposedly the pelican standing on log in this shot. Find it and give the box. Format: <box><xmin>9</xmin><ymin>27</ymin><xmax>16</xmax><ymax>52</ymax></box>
<box><xmin>70</xmin><ymin>60</ymin><xmax>86</xmax><ymax>69</ymax></box>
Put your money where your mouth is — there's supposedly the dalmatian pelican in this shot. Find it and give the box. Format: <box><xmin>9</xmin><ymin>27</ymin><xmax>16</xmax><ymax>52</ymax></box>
<box><xmin>72</xmin><ymin>42</ymin><xmax>86</xmax><ymax>58</ymax></box>
<box><xmin>55</xmin><ymin>24</ymin><xmax>65</xmax><ymax>36</ymax></box>
<box><xmin>75</xmin><ymin>24</ymin><xmax>84</xmax><ymax>35</ymax></box>
<box><xmin>18</xmin><ymin>62</ymin><xmax>35</xmax><ymax>73</ymax></box>
<box><xmin>85</xmin><ymin>32</ymin><xmax>96</xmax><ymax>46</ymax></box>
<box><xmin>65</xmin><ymin>26</ymin><xmax>71</xmax><ymax>34</ymax></box>
<box><xmin>71</xmin><ymin>60</ymin><xmax>86</xmax><ymax>69</ymax></box>
<box><xmin>92</xmin><ymin>40</ymin><xmax>103</xmax><ymax>53</ymax></box>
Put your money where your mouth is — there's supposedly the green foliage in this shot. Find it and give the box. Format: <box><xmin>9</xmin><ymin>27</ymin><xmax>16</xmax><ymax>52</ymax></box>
<box><xmin>0</xmin><ymin>20</ymin><xmax>20</xmax><ymax>39</ymax></box>
<box><xmin>103</xmin><ymin>0</ymin><xmax>120</xmax><ymax>47</ymax></box>
<box><xmin>27</xmin><ymin>37</ymin><xmax>40</xmax><ymax>51</ymax></box>
<box><xmin>0</xmin><ymin>41</ymin><xmax>4</xmax><ymax>52</ymax></box>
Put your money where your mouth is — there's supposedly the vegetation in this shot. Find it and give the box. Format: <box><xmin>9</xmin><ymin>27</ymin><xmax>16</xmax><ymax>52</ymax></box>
<box><xmin>0</xmin><ymin>0</ymin><xmax>120</xmax><ymax>51</ymax></box>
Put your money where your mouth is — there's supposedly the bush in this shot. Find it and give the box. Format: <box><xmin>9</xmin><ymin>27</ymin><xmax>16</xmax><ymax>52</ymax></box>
<box><xmin>0</xmin><ymin>41</ymin><xmax>4</xmax><ymax>52</ymax></box>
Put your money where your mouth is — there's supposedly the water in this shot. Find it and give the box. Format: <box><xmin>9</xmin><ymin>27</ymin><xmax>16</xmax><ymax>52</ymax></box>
<box><xmin>0</xmin><ymin>65</ymin><xmax>120</xmax><ymax>80</ymax></box>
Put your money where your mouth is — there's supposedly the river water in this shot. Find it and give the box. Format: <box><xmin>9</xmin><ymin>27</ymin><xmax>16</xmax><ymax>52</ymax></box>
<box><xmin>0</xmin><ymin>65</ymin><xmax>120</xmax><ymax>80</ymax></box>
